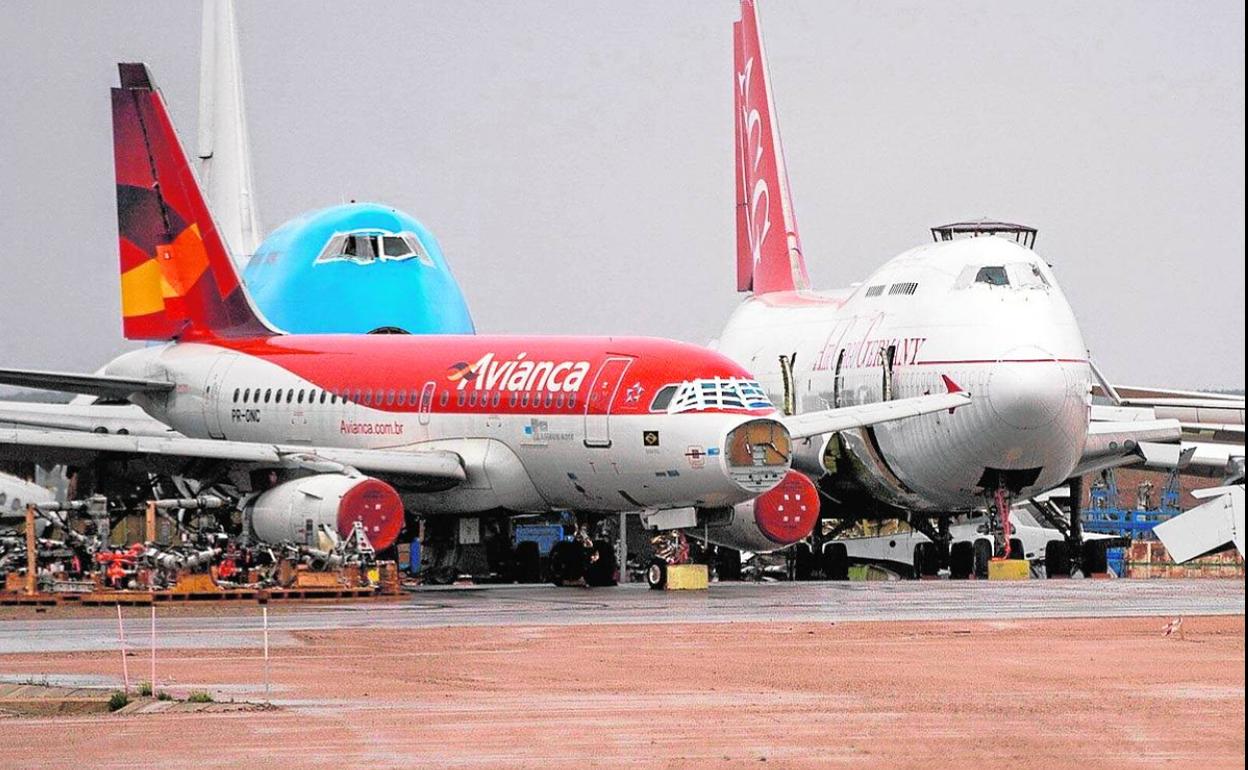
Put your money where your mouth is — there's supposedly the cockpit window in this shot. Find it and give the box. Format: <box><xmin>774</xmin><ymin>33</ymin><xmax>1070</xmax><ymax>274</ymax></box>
<box><xmin>649</xmin><ymin>384</ymin><xmax>678</xmax><ymax>412</ymax></box>
<box><xmin>317</xmin><ymin>231</ymin><xmax>432</xmax><ymax>266</ymax></box>
<box><xmin>974</xmin><ymin>266</ymin><xmax>1009</xmax><ymax>286</ymax></box>
<box><xmin>665</xmin><ymin>378</ymin><xmax>773</xmax><ymax>413</ymax></box>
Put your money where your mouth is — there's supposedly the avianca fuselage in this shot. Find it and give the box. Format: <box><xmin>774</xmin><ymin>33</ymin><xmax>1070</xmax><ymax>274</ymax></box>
<box><xmin>107</xmin><ymin>335</ymin><xmax>791</xmax><ymax>513</ymax></box>
<box><xmin>724</xmin><ymin>1</ymin><xmax>1090</xmax><ymax>514</ymax></box>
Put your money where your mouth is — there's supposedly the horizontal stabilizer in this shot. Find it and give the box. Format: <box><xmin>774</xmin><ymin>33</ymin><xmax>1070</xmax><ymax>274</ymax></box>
<box><xmin>1153</xmin><ymin>486</ymin><xmax>1245</xmax><ymax>562</ymax></box>
<box><xmin>0</xmin><ymin>368</ymin><xmax>173</xmax><ymax>399</ymax></box>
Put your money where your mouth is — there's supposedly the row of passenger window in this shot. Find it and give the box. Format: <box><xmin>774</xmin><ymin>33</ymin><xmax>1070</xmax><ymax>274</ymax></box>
<box><xmin>230</xmin><ymin>386</ymin><xmax>579</xmax><ymax>411</ymax></box>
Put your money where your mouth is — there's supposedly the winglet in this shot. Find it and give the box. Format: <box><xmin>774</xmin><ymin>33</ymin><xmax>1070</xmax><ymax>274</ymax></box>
<box><xmin>941</xmin><ymin>375</ymin><xmax>963</xmax><ymax>394</ymax></box>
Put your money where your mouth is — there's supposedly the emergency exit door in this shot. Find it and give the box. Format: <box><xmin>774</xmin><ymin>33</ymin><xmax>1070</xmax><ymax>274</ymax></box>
<box><xmin>583</xmin><ymin>357</ymin><xmax>632</xmax><ymax>448</ymax></box>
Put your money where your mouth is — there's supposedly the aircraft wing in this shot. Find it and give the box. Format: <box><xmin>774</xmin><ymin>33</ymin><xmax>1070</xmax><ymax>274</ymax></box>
<box><xmin>0</xmin><ymin>427</ymin><xmax>465</xmax><ymax>489</ymax></box>
<box><xmin>0</xmin><ymin>368</ymin><xmax>173</xmax><ymax>399</ymax></box>
<box><xmin>0</xmin><ymin>401</ymin><xmax>176</xmax><ymax>437</ymax></box>
<box><xmin>780</xmin><ymin>391</ymin><xmax>971</xmax><ymax>440</ymax></box>
<box><xmin>1069</xmin><ymin>419</ymin><xmax>1182</xmax><ymax>477</ymax></box>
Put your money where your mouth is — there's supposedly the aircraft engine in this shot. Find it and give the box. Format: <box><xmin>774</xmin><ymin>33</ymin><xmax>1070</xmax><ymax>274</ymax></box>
<box><xmin>702</xmin><ymin>470</ymin><xmax>820</xmax><ymax>553</ymax></box>
<box><xmin>247</xmin><ymin>474</ymin><xmax>404</xmax><ymax>550</ymax></box>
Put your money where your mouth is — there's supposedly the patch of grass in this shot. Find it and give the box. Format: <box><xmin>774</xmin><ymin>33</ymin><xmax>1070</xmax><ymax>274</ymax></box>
<box><xmin>138</xmin><ymin>681</ymin><xmax>153</xmax><ymax>697</ymax></box>
<box><xmin>156</xmin><ymin>691</ymin><xmax>173</xmax><ymax>701</ymax></box>
<box><xmin>108</xmin><ymin>691</ymin><xmax>130</xmax><ymax>712</ymax></box>
<box><xmin>187</xmin><ymin>691</ymin><xmax>214</xmax><ymax>703</ymax></box>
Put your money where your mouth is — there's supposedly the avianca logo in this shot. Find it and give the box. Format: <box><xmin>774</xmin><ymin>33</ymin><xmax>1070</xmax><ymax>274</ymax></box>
<box><xmin>447</xmin><ymin>353</ymin><xmax>592</xmax><ymax>393</ymax></box>
<box><xmin>737</xmin><ymin>56</ymin><xmax>771</xmax><ymax>267</ymax></box>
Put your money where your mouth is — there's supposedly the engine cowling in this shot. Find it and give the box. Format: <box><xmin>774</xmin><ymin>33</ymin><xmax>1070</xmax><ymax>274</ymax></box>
<box><xmin>247</xmin><ymin>474</ymin><xmax>404</xmax><ymax>550</ymax></box>
<box><xmin>701</xmin><ymin>470</ymin><xmax>820</xmax><ymax>553</ymax></box>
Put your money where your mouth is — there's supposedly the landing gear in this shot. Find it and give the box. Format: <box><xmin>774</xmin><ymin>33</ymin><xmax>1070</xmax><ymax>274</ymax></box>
<box><xmin>949</xmin><ymin>540</ymin><xmax>975</xmax><ymax>580</ymax></box>
<box><xmin>586</xmin><ymin>539</ymin><xmax>617</xmax><ymax>587</ymax></box>
<box><xmin>1044</xmin><ymin>540</ymin><xmax>1071</xmax><ymax>578</ymax></box>
<box><xmin>646</xmin><ymin>557</ymin><xmax>668</xmax><ymax>590</ymax></box>
<box><xmin>514</xmin><ymin>540</ymin><xmax>542</xmax><ymax>583</ymax></box>
<box><xmin>549</xmin><ymin>540</ymin><xmax>586</xmax><ymax>585</ymax></box>
<box><xmin>793</xmin><ymin>542</ymin><xmax>816</xmax><ymax>581</ymax></box>
<box><xmin>1082</xmin><ymin>540</ymin><xmax>1108</xmax><ymax>575</ymax></box>
<box><xmin>913</xmin><ymin>541</ymin><xmax>941</xmax><ymax>578</ymax></box>
<box><xmin>821</xmin><ymin>542</ymin><xmax>849</xmax><ymax>581</ymax></box>
<box><xmin>972</xmin><ymin>539</ymin><xmax>992</xmax><ymax>578</ymax></box>
<box><xmin>714</xmin><ymin>547</ymin><xmax>742</xmax><ymax>582</ymax></box>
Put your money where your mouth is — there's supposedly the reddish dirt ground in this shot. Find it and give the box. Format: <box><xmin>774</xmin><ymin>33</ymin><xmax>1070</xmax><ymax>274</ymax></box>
<box><xmin>0</xmin><ymin>616</ymin><xmax>1242</xmax><ymax>769</ymax></box>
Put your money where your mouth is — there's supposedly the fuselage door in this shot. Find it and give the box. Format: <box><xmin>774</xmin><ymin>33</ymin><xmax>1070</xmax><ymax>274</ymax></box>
<box><xmin>583</xmin><ymin>357</ymin><xmax>633</xmax><ymax>448</ymax></box>
<box><xmin>418</xmin><ymin>381</ymin><xmax>436</xmax><ymax>426</ymax></box>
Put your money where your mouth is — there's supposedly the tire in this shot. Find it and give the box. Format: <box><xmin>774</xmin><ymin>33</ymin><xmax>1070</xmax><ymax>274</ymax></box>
<box><xmin>949</xmin><ymin>541</ymin><xmax>974</xmax><ymax>580</ymax></box>
<box><xmin>1082</xmin><ymin>540</ymin><xmax>1108</xmax><ymax>575</ymax></box>
<box><xmin>1044</xmin><ymin>540</ymin><xmax>1071</xmax><ymax>578</ymax></box>
<box><xmin>586</xmin><ymin>540</ymin><xmax>617</xmax><ymax>587</ymax></box>
<box><xmin>1008</xmin><ymin>537</ymin><xmax>1026</xmax><ymax>560</ymax></box>
<box><xmin>715</xmin><ymin>547</ymin><xmax>742</xmax><ymax>582</ymax></box>
<box><xmin>821</xmin><ymin>543</ymin><xmax>849</xmax><ymax>581</ymax></box>
<box><xmin>646</xmin><ymin>558</ymin><xmax>668</xmax><ymax>590</ymax></box>
<box><xmin>794</xmin><ymin>542</ymin><xmax>815</xmax><ymax>581</ymax></box>
<box><xmin>514</xmin><ymin>540</ymin><xmax>541</xmax><ymax>584</ymax></box>
<box><xmin>913</xmin><ymin>541</ymin><xmax>939</xmax><ymax>578</ymax></box>
<box><xmin>549</xmin><ymin>540</ymin><xmax>586</xmax><ymax>585</ymax></box>
<box><xmin>972</xmin><ymin>539</ymin><xmax>992</xmax><ymax>579</ymax></box>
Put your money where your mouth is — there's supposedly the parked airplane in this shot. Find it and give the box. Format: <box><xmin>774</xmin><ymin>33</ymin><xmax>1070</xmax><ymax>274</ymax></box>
<box><xmin>198</xmin><ymin>0</ymin><xmax>475</xmax><ymax>335</ymax></box>
<box><xmin>0</xmin><ymin>472</ymin><xmax>54</xmax><ymax>529</ymax></box>
<box><xmin>0</xmin><ymin>64</ymin><xmax>966</xmax><ymax>583</ymax></box>
<box><xmin>698</xmin><ymin>1</ymin><xmax>1181</xmax><ymax>578</ymax></box>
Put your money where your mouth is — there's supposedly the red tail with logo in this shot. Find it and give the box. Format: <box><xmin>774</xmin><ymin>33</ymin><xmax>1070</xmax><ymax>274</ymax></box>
<box><xmin>113</xmin><ymin>63</ymin><xmax>273</xmax><ymax>341</ymax></box>
<box><xmin>733</xmin><ymin>1</ymin><xmax>809</xmax><ymax>295</ymax></box>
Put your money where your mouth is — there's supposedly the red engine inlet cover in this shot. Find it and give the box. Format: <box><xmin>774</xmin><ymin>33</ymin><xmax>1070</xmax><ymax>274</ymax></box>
<box><xmin>337</xmin><ymin>478</ymin><xmax>404</xmax><ymax>551</ymax></box>
<box><xmin>753</xmin><ymin>470</ymin><xmax>819</xmax><ymax>546</ymax></box>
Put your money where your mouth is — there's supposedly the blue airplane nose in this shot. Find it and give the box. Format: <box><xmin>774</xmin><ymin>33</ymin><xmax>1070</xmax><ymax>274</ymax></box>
<box><xmin>986</xmin><ymin>349</ymin><xmax>1069</xmax><ymax>430</ymax></box>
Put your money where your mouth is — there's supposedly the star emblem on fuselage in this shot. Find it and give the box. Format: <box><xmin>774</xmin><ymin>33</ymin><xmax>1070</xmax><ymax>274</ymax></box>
<box><xmin>624</xmin><ymin>382</ymin><xmax>645</xmax><ymax>404</ymax></box>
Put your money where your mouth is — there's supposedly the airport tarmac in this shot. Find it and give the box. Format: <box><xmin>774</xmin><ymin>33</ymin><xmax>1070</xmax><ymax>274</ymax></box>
<box><xmin>0</xmin><ymin>579</ymin><xmax>1243</xmax><ymax>654</ymax></box>
<box><xmin>0</xmin><ymin>580</ymin><xmax>1243</xmax><ymax>769</ymax></box>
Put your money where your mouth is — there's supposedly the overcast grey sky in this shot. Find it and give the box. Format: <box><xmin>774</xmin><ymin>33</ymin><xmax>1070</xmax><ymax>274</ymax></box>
<box><xmin>0</xmin><ymin>1</ymin><xmax>1243</xmax><ymax>388</ymax></box>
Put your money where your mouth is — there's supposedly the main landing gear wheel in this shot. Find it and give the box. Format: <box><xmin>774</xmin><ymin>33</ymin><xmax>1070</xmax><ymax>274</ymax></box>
<box><xmin>949</xmin><ymin>541</ymin><xmax>975</xmax><ymax>580</ymax></box>
<box><xmin>1044</xmin><ymin>540</ymin><xmax>1071</xmax><ymax>578</ymax></box>
<box><xmin>549</xmin><ymin>540</ymin><xmax>586</xmax><ymax>585</ymax></box>
<box><xmin>972</xmin><ymin>539</ymin><xmax>992</xmax><ymax>579</ymax></box>
<box><xmin>715</xmin><ymin>547</ymin><xmax>742</xmax><ymax>582</ymax></box>
<box><xmin>821</xmin><ymin>543</ymin><xmax>850</xmax><ymax>581</ymax></box>
<box><xmin>646</xmin><ymin>558</ymin><xmax>668</xmax><ymax>590</ymax></box>
<box><xmin>913</xmin><ymin>541</ymin><xmax>940</xmax><ymax>578</ymax></box>
<box><xmin>585</xmin><ymin>539</ymin><xmax>617</xmax><ymax>587</ymax></box>
<box><xmin>1082</xmin><ymin>540</ymin><xmax>1109</xmax><ymax>575</ymax></box>
<box><xmin>794</xmin><ymin>542</ymin><xmax>815</xmax><ymax>581</ymax></box>
<box><xmin>514</xmin><ymin>540</ymin><xmax>541</xmax><ymax>584</ymax></box>
<box><xmin>1008</xmin><ymin>537</ymin><xmax>1026</xmax><ymax>560</ymax></box>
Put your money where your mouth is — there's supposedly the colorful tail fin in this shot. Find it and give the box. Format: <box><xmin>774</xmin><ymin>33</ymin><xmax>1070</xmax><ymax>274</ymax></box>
<box><xmin>734</xmin><ymin>1</ymin><xmax>809</xmax><ymax>295</ymax></box>
<box><xmin>113</xmin><ymin>62</ymin><xmax>273</xmax><ymax>341</ymax></box>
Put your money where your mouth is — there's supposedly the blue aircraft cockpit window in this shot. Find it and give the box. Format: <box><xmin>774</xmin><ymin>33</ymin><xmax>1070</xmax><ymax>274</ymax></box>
<box><xmin>316</xmin><ymin>231</ymin><xmax>432</xmax><ymax>266</ymax></box>
<box><xmin>974</xmin><ymin>266</ymin><xmax>1009</xmax><ymax>286</ymax></box>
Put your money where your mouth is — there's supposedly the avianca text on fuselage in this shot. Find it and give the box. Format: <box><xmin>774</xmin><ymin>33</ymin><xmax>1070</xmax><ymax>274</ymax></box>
<box><xmin>448</xmin><ymin>352</ymin><xmax>591</xmax><ymax>394</ymax></box>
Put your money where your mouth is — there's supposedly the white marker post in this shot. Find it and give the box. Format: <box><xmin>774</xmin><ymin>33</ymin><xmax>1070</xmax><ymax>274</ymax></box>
<box><xmin>262</xmin><ymin>606</ymin><xmax>270</xmax><ymax>704</ymax></box>
<box><xmin>116</xmin><ymin>604</ymin><xmax>129</xmax><ymax>695</ymax></box>
<box><xmin>150</xmin><ymin>605</ymin><xmax>156</xmax><ymax>691</ymax></box>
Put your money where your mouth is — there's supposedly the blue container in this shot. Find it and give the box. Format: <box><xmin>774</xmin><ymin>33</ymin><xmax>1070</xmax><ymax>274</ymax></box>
<box><xmin>513</xmin><ymin>524</ymin><xmax>567</xmax><ymax>556</ymax></box>
<box><xmin>408</xmin><ymin>540</ymin><xmax>422</xmax><ymax>576</ymax></box>
<box><xmin>1106</xmin><ymin>546</ymin><xmax>1126</xmax><ymax>577</ymax></box>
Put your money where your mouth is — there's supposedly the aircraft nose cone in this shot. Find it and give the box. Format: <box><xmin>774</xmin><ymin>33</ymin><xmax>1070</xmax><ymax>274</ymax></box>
<box><xmin>987</xmin><ymin>348</ymin><xmax>1068</xmax><ymax>430</ymax></box>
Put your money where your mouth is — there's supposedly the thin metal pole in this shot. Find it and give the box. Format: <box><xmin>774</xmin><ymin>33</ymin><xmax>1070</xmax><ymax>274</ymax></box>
<box><xmin>262</xmin><ymin>606</ymin><xmax>270</xmax><ymax>704</ymax></box>
<box><xmin>618</xmin><ymin>512</ymin><xmax>628</xmax><ymax>584</ymax></box>
<box><xmin>116</xmin><ymin>604</ymin><xmax>129</xmax><ymax>695</ymax></box>
<box><xmin>150</xmin><ymin>605</ymin><xmax>156</xmax><ymax>691</ymax></box>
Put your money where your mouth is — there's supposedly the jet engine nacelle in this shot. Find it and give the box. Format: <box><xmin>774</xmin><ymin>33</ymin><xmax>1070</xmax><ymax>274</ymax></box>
<box><xmin>701</xmin><ymin>470</ymin><xmax>820</xmax><ymax>553</ymax></box>
<box><xmin>247</xmin><ymin>474</ymin><xmax>404</xmax><ymax>550</ymax></box>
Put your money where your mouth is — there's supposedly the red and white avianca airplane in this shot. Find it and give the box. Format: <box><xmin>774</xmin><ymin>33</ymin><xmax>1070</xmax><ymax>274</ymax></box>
<box><xmin>714</xmin><ymin>1</ymin><xmax>1180</xmax><ymax>575</ymax></box>
<box><xmin>0</xmin><ymin>63</ymin><xmax>967</xmax><ymax>572</ymax></box>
